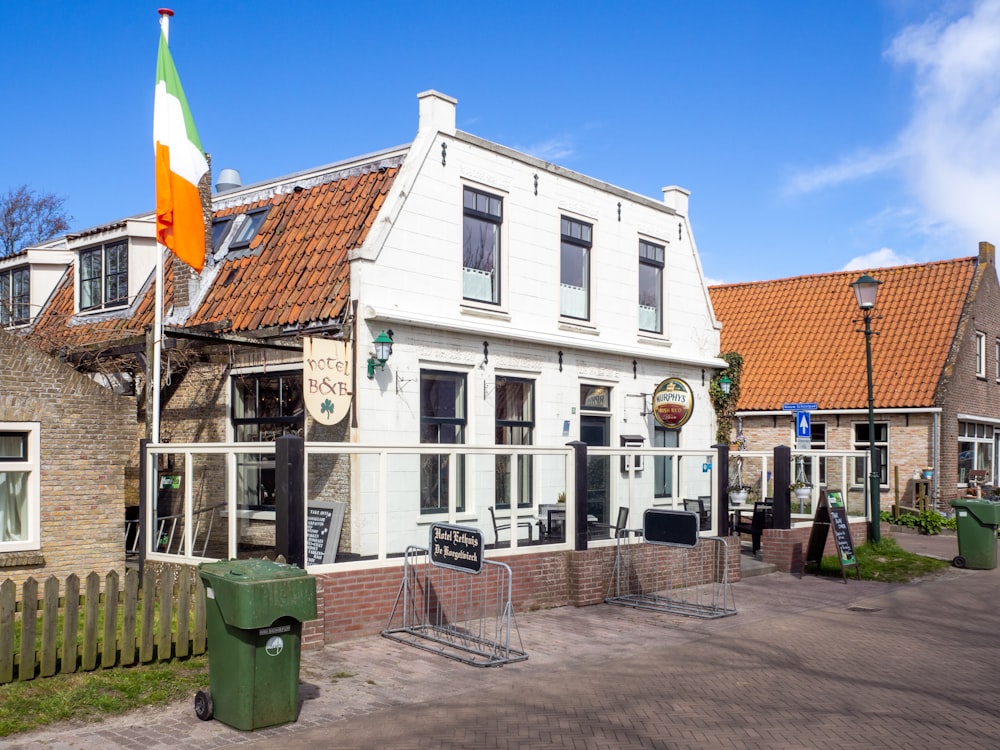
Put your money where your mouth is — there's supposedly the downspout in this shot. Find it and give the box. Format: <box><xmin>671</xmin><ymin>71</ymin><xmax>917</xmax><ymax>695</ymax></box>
<box><xmin>933</xmin><ymin>411</ymin><xmax>940</xmax><ymax>511</ymax></box>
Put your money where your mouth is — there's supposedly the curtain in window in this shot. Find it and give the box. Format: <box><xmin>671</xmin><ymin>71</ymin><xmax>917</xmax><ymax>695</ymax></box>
<box><xmin>0</xmin><ymin>472</ymin><xmax>25</xmax><ymax>542</ymax></box>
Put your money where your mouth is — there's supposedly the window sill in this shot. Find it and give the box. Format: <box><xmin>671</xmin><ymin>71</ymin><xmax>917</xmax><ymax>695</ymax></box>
<box><xmin>558</xmin><ymin>319</ymin><xmax>598</xmax><ymax>335</ymax></box>
<box><xmin>637</xmin><ymin>332</ymin><xmax>672</xmax><ymax>347</ymax></box>
<box><xmin>460</xmin><ymin>303</ymin><xmax>511</xmax><ymax>322</ymax></box>
<box><xmin>0</xmin><ymin>550</ymin><xmax>44</xmax><ymax>567</ymax></box>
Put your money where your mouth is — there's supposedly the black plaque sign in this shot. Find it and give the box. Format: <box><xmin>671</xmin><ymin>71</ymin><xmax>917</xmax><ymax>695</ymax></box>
<box><xmin>804</xmin><ymin>491</ymin><xmax>860</xmax><ymax>582</ymax></box>
<box><xmin>307</xmin><ymin>501</ymin><xmax>344</xmax><ymax>565</ymax></box>
<box><xmin>642</xmin><ymin>508</ymin><xmax>700</xmax><ymax>548</ymax></box>
<box><xmin>430</xmin><ymin>523</ymin><xmax>484</xmax><ymax>574</ymax></box>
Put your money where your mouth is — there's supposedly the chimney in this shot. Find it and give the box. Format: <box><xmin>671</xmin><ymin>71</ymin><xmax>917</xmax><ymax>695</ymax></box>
<box><xmin>417</xmin><ymin>90</ymin><xmax>457</xmax><ymax>136</ymax></box>
<box><xmin>662</xmin><ymin>186</ymin><xmax>690</xmax><ymax>217</ymax></box>
<box><xmin>216</xmin><ymin>168</ymin><xmax>242</xmax><ymax>193</ymax></box>
<box><xmin>979</xmin><ymin>241</ymin><xmax>995</xmax><ymax>266</ymax></box>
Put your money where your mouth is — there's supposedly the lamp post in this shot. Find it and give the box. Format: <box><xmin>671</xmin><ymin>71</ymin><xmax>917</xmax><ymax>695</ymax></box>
<box><xmin>851</xmin><ymin>273</ymin><xmax>882</xmax><ymax>543</ymax></box>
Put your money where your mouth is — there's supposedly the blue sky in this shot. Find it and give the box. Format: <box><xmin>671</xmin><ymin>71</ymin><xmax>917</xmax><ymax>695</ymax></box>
<box><xmin>3</xmin><ymin>1</ymin><xmax>999</xmax><ymax>284</ymax></box>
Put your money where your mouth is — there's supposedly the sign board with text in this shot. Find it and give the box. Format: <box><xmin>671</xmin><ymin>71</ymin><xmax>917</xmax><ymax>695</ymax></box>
<box><xmin>804</xmin><ymin>491</ymin><xmax>859</xmax><ymax>582</ymax></box>
<box><xmin>430</xmin><ymin>523</ymin><xmax>484</xmax><ymax>574</ymax></box>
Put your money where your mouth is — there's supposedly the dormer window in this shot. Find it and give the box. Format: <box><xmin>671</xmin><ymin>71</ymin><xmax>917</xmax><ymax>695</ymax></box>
<box><xmin>80</xmin><ymin>240</ymin><xmax>128</xmax><ymax>311</ymax></box>
<box><xmin>0</xmin><ymin>266</ymin><xmax>29</xmax><ymax>326</ymax></box>
<box><xmin>228</xmin><ymin>208</ymin><xmax>269</xmax><ymax>251</ymax></box>
<box><xmin>211</xmin><ymin>217</ymin><xmax>234</xmax><ymax>252</ymax></box>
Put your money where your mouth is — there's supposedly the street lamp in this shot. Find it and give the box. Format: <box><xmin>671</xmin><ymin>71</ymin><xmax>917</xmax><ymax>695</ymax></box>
<box><xmin>851</xmin><ymin>273</ymin><xmax>882</xmax><ymax>543</ymax></box>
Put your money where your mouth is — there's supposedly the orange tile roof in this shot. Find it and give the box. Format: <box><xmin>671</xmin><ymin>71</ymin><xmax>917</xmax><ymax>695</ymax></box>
<box><xmin>708</xmin><ymin>257</ymin><xmax>977</xmax><ymax>411</ymax></box>
<box><xmin>25</xmin><ymin>161</ymin><xmax>399</xmax><ymax>355</ymax></box>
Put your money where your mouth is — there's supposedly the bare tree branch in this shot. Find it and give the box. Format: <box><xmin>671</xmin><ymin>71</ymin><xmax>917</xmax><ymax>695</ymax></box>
<box><xmin>0</xmin><ymin>185</ymin><xmax>72</xmax><ymax>257</ymax></box>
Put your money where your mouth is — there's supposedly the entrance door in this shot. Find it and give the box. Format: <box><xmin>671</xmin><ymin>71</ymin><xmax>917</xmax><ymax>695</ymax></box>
<box><xmin>581</xmin><ymin>415</ymin><xmax>610</xmax><ymax>526</ymax></box>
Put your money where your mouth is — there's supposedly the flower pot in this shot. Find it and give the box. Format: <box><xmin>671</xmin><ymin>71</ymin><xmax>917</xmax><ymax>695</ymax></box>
<box><xmin>793</xmin><ymin>487</ymin><xmax>811</xmax><ymax>501</ymax></box>
<box><xmin>728</xmin><ymin>490</ymin><xmax>749</xmax><ymax>505</ymax></box>
<box><xmin>922</xmin><ymin>469</ymin><xmax>933</xmax><ymax>480</ymax></box>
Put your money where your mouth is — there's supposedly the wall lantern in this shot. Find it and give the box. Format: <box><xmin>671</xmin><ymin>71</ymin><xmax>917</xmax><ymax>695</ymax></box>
<box><xmin>719</xmin><ymin>375</ymin><xmax>732</xmax><ymax>396</ymax></box>
<box><xmin>367</xmin><ymin>330</ymin><xmax>393</xmax><ymax>379</ymax></box>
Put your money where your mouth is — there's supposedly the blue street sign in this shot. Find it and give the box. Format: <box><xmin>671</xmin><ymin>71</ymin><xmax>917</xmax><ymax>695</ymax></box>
<box><xmin>783</xmin><ymin>402</ymin><xmax>818</xmax><ymax>411</ymax></box>
<box><xmin>796</xmin><ymin>411</ymin><xmax>811</xmax><ymax>439</ymax></box>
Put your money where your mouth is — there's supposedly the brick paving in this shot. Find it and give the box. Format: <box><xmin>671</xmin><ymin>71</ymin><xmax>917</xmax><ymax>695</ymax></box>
<box><xmin>6</xmin><ymin>532</ymin><xmax>999</xmax><ymax>749</ymax></box>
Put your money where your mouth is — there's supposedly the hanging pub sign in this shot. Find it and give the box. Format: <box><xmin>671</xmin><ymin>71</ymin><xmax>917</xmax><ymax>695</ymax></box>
<box><xmin>303</xmin><ymin>337</ymin><xmax>352</xmax><ymax>425</ymax></box>
<box><xmin>651</xmin><ymin>377</ymin><xmax>695</xmax><ymax>429</ymax></box>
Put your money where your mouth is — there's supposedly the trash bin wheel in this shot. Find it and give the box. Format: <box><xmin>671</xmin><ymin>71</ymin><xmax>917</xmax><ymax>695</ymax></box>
<box><xmin>194</xmin><ymin>689</ymin><xmax>213</xmax><ymax>721</ymax></box>
<box><xmin>953</xmin><ymin>555</ymin><xmax>967</xmax><ymax>569</ymax></box>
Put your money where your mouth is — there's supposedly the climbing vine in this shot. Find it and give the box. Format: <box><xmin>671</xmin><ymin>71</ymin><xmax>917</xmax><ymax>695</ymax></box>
<box><xmin>709</xmin><ymin>351</ymin><xmax>743</xmax><ymax>446</ymax></box>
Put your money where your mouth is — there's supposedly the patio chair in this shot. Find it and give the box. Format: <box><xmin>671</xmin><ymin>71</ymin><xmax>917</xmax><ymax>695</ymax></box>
<box><xmin>589</xmin><ymin>506</ymin><xmax>635</xmax><ymax>538</ymax></box>
<box><xmin>684</xmin><ymin>497</ymin><xmax>711</xmax><ymax>531</ymax></box>
<box><xmin>488</xmin><ymin>506</ymin><xmax>534</xmax><ymax>546</ymax></box>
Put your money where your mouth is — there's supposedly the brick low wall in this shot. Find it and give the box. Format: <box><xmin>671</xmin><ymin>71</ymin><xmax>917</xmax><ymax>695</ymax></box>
<box><xmin>760</xmin><ymin>520</ymin><xmax>869</xmax><ymax>574</ymax></box>
<box><xmin>303</xmin><ymin>538</ymin><xmax>744</xmax><ymax>646</ymax></box>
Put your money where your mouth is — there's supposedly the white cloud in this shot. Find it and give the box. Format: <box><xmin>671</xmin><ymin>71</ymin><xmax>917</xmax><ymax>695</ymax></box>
<box><xmin>515</xmin><ymin>136</ymin><xmax>576</xmax><ymax>163</ymax></box>
<box><xmin>784</xmin><ymin>1</ymin><xmax>1000</xmax><ymax>248</ymax></box>
<box><xmin>888</xmin><ymin>0</ymin><xmax>1000</xmax><ymax>246</ymax></box>
<box><xmin>840</xmin><ymin>247</ymin><xmax>916</xmax><ymax>271</ymax></box>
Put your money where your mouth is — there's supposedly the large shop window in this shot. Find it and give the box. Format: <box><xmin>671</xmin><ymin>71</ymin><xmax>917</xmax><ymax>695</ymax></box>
<box><xmin>420</xmin><ymin>370</ymin><xmax>467</xmax><ymax>513</ymax></box>
<box><xmin>231</xmin><ymin>371</ymin><xmax>304</xmax><ymax>509</ymax></box>
<box><xmin>463</xmin><ymin>187</ymin><xmax>502</xmax><ymax>304</ymax></box>
<box><xmin>853</xmin><ymin>421</ymin><xmax>888</xmax><ymax>487</ymax></box>
<box><xmin>0</xmin><ymin>425</ymin><xmax>39</xmax><ymax>551</ymax></box>
<box><xmin>958</xmin><ymin>421</ymin><xmax>996</xmax><ymax>485</ymax></box>
<box><xmin>495</xmin><ymin>377</ymin><xmax>534</xmax><ymax>509</ymax></box>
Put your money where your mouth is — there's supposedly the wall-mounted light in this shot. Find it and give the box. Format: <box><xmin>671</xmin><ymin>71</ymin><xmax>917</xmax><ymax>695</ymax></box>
<box><xmin>367</xmin><ymin>330</ymin><xmax>393</xmax><ymax>379</ymax></box>
<box><xmin>719</xmin><ymin>375</ymin><xmax>732</xmax><ymax>395</ymax></box>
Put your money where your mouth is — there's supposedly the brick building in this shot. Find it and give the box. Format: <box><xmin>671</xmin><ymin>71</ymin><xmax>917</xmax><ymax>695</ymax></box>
<box><xmin>709</xmin><ymin>242</ymin><xmax>1000</xmax><ymax>513</ymax></box>
<box><xmin>0</xmin><ymin>328</ymin><xmax>135</xmax><ymax>585</ymax></box>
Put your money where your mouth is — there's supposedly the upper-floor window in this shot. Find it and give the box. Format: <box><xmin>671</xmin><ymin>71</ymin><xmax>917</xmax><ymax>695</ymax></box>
<box><xmin>0</xmin><ymin>424</ymin><xmax>40</xmax><ymax>551</ymax></box>
<box><xmin>228</xmin><ymin>208</ymin><xmax>270</xmax><ymax>252</ymax></box>
<box><xmin>995</xmin><ymin>338</ymin><xmax>1000</xmax><ymax>383</ymax></box>
<box><xmin>80</xmin><ymin>240</ymin><xmax>128</xmax><ymax>311</ymax></box>
<box><xmin>561</xmin><ymin>217</ymin><xmax>592</xmax><ymax>320</ymax></box>
<box><xmin>638</xmin><ymin>240</ymin><xmax>664</xmax><ymax>333</ymax></box>
<box><xmin>212</xmin><ymin>217</ymin><xmax>235</xmax><ymax>252</ymax></box>
<box><xmin>975</xmin><ymin>331</ymin><xmax>986</xmax><ymax>378</ymax></box>
<box><xmin>0</xmin><ymin>267</ymin><xmax>29</xmax><ymax>326</ymax></box>
<box><xmin>462</xmin><ymin>187</ymin><xmax>502</xmax><ymax>304</ymax></box>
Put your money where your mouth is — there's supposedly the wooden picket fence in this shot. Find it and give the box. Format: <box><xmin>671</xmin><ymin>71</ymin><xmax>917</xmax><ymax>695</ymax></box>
<box><xmin>0</xmin><ymin>566</ymin><xmax>207</xmax><ymax>685</ymax></box>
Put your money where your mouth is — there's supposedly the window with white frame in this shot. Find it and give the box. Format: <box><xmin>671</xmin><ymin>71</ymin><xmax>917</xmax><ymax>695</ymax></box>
<box><xmin>231</xmin><ymin>370</ymin><xmax>304</xmax><ymax>510</ymax></box>
<box><xmin>0</xmin><ymin>266</ymin><xmax>29</xmax><ymax>326</ymax></box>
<box><xmin>638</xmin><ymin>240</ymin><xmax>664</xmax><ymax>333</ymax></box>
<box><xmin>653</xmin><ymin>426</ymin><xmax>678</xmax><ymax>498</ymax></box>
<box><xmin>975</xmin><ymin>331</ymin><xmax>986</xmax><ymax>378</ymax></box>
<box><xmin>560</xmin><ymin>217</ymin><xmax>592</xmax><ymax>320</ymax></box>
<box><xmin>810</xmin><ymin>422</ymin><xmax>827</xmax><ymax>486</ymax></box>
<box><xmin>420</xmin><ymin>370</ymin><xmax>467</xmax><ymax>513</ymax></box>
<box><xmin>462</xmin><ymin>187</ymin><xmax>502</xmax><ymax>304</ymax></box>
<box><xmin>0</xmin><ymin>424</ymin><xmax>40</xmax><ymax>551</ymax></box>
<box><xmin>495</xmin><ymin>377</ymin><xmax>534</xmax><ymax>509</ymax></box>
<box><xmin>80</xmin><ymin>240</ymin><xmax>128</xmax><ymax>311</ymax></box>
<box><xmin>958</xmin><ymin>421</ymin><xmax>995</xmax><ymax>485</ymax></box>
<box><xmin>853</xmin><ymin>422</ymin><xmax>888</xmax><ymax>486</ymax></box>
<box><xmin>228</xmin><ymin>208</ymin><xmax>270</xmax><ymax>252</ymax></box>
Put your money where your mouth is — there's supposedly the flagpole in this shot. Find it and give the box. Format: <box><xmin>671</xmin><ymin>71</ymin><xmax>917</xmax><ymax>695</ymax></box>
<box><xmin>152</xmin><ymin>8</ymin><xmax>174</xmax><ymax>445</ymax></box>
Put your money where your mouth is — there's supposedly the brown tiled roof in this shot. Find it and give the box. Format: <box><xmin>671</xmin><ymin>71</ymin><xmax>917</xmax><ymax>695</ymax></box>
<box><xmin>188</xmin><ymin>164</ymin><xmax>397</xmax><ymax>333</ymax></box>
<box><xmin>709</xmin><ymin>257</ymin><xmax>977</xmax><ymax>411</ymax></box>
<box><xmin>24</xmin><ymin>162</ymin><xmax>399</xmax><ymax>355</ymax></box>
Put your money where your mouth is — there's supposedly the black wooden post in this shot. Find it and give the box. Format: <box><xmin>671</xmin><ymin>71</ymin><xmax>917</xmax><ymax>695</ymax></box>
<box><xmin>275</xmin><ymin>435</ymin><xmax>305</xmax><ymax>568</ymax></box>
<box><xmin>773</xmin><ymin>444</ymin><xmax>792</xmax><ymax>530</ymax></box>
<box><xmin>568</xmin><ymin>440</ymin><xmax>589</xmax><ymax>551</ymax></box>
<box><xmin>715</xmin><ymin>443</ymin><xmax>731</xmax><ymax>535</ymax></box>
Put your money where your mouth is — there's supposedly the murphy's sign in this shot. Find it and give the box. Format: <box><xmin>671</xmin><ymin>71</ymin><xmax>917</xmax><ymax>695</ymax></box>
<box><xmin>651</xmin><ymin>377</ymin><xmax>694</xmax><ymax>429</ymax></box>
<box><xmin>303</xmin><ymin>337</ymin><xmax>352</xmax><ymax>425</ymax></box>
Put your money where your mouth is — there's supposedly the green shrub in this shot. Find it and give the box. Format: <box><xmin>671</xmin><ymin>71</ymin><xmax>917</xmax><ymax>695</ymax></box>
<box><xmin>913</xmin><ymin>509</ymin><xmax>944</xmax><ymax>535</ymax></box>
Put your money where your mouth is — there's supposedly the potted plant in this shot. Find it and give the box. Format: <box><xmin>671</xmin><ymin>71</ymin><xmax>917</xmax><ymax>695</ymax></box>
<box><xmin>789</xmin><ymin>480</ymin><xmax>812</xmax><ymax>501</ymax></box>
<box><xmin>727</xmin><ymin>483</ymin><xmax>753</xmax><ymax>506</ymax></box>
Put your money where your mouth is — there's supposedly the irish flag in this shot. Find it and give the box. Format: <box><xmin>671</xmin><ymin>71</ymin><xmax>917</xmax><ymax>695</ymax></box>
<box><xmin>154</xmin><ymin>30</ymin><xmax>208</xmax><ymax>271</ymax></box>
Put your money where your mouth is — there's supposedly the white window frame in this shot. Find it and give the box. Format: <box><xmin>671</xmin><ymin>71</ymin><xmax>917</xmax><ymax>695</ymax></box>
<box><xmin>0</xmin><ymin>422</ymin><xmax>41</xmax><ymax>552</ymax></box>
<box><xmin>462</xmin><ymin>186</ymin><xmax>504</xmax><ymax>307</ymax></box>
<box><xmin>975</xmin><ymin>331</ymin><xmax>986</xmax><ymax>378</ymax></box>
<box><xmin>638</xmin><ymin>239</ymin><xmax>664</xmax><ymax>334</ymax></box>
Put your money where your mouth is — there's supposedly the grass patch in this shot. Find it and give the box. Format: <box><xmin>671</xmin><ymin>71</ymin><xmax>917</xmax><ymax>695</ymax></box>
<box><xmin>0</xmin><ymin>656</ymin><xmax>207</xmax><ymax>737</ymax></box>
<box><xmin>816</xmin><ymin>537</ymin><xmax>950</xmax><ymax>582</ymax></box>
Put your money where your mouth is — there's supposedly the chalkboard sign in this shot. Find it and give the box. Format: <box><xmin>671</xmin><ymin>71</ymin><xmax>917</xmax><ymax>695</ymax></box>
<box><xmin>643</xmin><ymin>508</ymin><xmax>700</xmax><ymax>548</ymax></box>
<box><xmin>429</xmin><ymin>523</ymin><xmax>484</xmax><ymax>574</ymax></box>
<box><xmin>804</xmin><ymin>491</ymin><xmax>860</xmax><ymax>582</ymax></box>
<box><xmin>307</xmin><ymin>501</ymin><xmax>346</xmax><ymax>565</ymax></box>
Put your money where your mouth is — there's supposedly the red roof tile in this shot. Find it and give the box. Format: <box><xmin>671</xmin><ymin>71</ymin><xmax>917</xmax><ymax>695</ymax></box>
<box><xmin>708</xmin><ymin>258</ymin><xmax>977</xmax><ymax>411</ymax></box>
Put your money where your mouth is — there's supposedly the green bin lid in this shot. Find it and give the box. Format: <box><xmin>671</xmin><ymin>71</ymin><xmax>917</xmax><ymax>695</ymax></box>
<box><xmin>949</xmin><ymin>499</ymin><xmax>1000</xmax><ymax>526</ymax></box>
<box><xmin>199</xmin><ymin>559</ymin><xmax>317</xmax><ymax>628</ymax></box>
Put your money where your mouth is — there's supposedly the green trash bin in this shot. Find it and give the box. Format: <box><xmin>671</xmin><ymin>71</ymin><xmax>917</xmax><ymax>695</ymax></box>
<box><xmin>948</xmin><ymin>499</ymin><xmax>1000</xmax><ymax>570</ymax></box>
<box><xmin>196</xmin><ymin>559</ymin><xmax>317</xmax><ymax>730</ymax></box>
